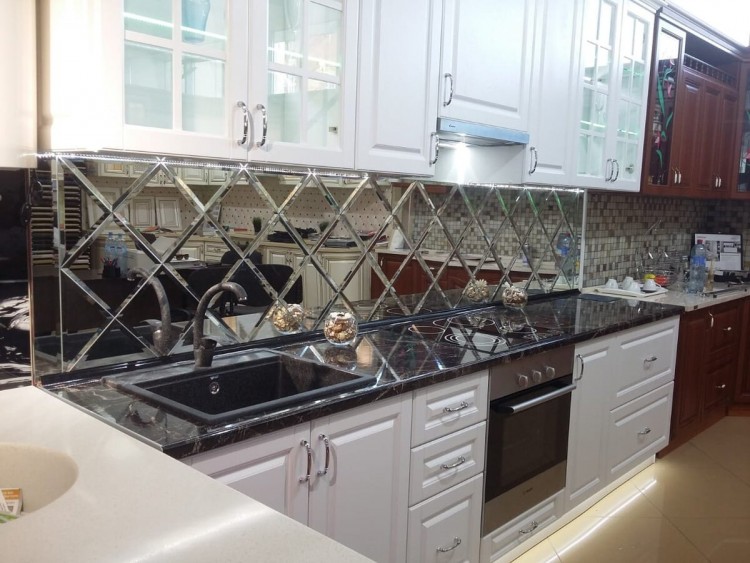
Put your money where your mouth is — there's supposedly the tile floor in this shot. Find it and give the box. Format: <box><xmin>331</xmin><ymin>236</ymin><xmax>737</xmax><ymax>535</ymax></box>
<box><xmin>513</xmin><ymin>416</ymin><xmax>750</xmax><ymax>563</ymax></box>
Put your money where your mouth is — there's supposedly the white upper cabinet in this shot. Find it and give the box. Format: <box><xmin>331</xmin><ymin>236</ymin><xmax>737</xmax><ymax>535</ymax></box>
<box><xmin>523</xmin><ymin>0</ymin><xmax>582</xmax><ymax>186</ymax></box>
<box><xmin>247</xmin><ymin>0</ymin><xmax>359</xmax><ymax>168</ymax></box>
<box><xmin>571</xmin><ymin>0</ymin><xmax>654</xmax><ymax>190</ymax></box>
<box><xmin>0</xmin><ymin>0</ymin><xmax>36</xmax><ymax>168</ymax></box>
<box><xmin>438</xmin><ymin>0</ymin><xmax>535</xmax><ymax>133</ymax></box>
<box><xmin>39</xmin><ymin>0</ymin><xmax>249</xmax><ymax>159</ymax></box>
<box><xmin>355</xmin><ymin>0</ymin><xmax>442</xmax><ymax>175</ymax></box>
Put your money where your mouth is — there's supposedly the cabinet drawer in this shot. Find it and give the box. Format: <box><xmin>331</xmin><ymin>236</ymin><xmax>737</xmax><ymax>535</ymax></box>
<box><xmin>412</xmin><ymin>371</ymin><xmax>488</xmax><ymax>447</ymax></box>
<box><xmin>612</xmin><ymin>318</ymin><xmax>678</xmax><ymax>408</ymax></box>
<box><xmin>409</xmin><ymin>422</ymin><xmax>486</xmax><ymax>505</ymax></box>
<box><xmin>480</xmin><ymin>490</ymin><xmax>563</xmax><ymax>562</ymax></box>
<box><xmin>204</xmin><ymin>243</ymin><xmax>228</xmax><ymax>258</ymax></box>
<box><xmin>407</xmin><ymin>474</ymin><xmax>483</xmax><ymax>563</ymax></box>
<box><xmin>607</xmin><ymin>382</ymin><xmax>673</xmax><ymax>481</ymax></box>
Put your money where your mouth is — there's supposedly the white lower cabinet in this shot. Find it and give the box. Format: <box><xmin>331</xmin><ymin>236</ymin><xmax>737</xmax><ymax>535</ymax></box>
<box><xmin>189</xmin><ymin>394</ymin><xmax>412</xmax><ymax>563</ymax></box>
<box><xmin>407</xmin><ymin>474</ymin><xmax>484</xmax><ymax>563</ymax></box>
<box><xmin>480</xmin><ymin>491</ymin><xmax>564</xmax><ymax>562</ymax></box>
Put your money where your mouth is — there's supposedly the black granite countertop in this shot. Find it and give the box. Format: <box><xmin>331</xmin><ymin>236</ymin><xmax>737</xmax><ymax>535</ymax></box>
<box><xmin>42</xmin><ymin>293</ymin><xmax>683</xmax><ymax>459</ymax></box>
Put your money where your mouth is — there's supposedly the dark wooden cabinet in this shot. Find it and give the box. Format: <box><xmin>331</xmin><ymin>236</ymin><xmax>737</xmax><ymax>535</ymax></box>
<box><xmin>734</xmin><ymin>298</ymin><xmax>750</xmax><ymax>403</ymax></box>
<box><xmin>731</xmin><ymin>62</ymin><xmax>750</xmax><ymax>199</ymax></box>
<box><xmin>669</xmin><ymin>300</ymin><xmax>743</xmax><ymax>450</ymax></box>
<box><xmin>641</xmin><ymin>16</ymin><xmax>741</xmax><ymax>199</ymax></box>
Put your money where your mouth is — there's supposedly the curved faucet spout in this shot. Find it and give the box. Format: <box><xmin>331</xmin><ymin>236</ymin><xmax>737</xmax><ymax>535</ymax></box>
<box><xmin>193</xmin><ymin>282</ymin><xmax>248</xmax><ymax>368</ymax></box>
<box><xmin>128</xmin><ymin>267</ymin><xmax>174</xmax><ymax>356</ymax></box>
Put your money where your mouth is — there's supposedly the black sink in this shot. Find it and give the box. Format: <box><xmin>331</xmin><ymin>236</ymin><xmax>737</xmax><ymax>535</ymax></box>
<box><xmin>105</xmin><ymin>355</ymin><xmax>372</xmax><ymax>424</ymax></box>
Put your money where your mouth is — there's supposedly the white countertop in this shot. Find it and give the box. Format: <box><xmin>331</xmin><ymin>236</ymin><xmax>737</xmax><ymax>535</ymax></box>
<box><xmin>0</xmin><ymin>386</ymin><xmax>371</xmax><ymax>563</ymax></box>
<box><xmin>583</xmin><ymin>284</ymin><xmax>750</xmax><ymax>311</ymax></box>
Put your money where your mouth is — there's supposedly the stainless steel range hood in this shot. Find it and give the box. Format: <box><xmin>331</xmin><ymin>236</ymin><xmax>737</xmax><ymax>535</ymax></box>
<box><xmin>436</xmin><ymin>117</ymin><xmax>529</xmax><ymax>146</ymax></box>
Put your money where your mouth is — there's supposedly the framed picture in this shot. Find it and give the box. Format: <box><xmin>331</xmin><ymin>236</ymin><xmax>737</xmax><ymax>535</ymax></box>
<box><xmin>130</xmin><ymin>197</ymin><xmax>156</xmax><ymax>228</ymax></box>
<box><xmin>155</xmin><ymin>197</ymin><xmax>182</xmax><ymax>230</ymax></box>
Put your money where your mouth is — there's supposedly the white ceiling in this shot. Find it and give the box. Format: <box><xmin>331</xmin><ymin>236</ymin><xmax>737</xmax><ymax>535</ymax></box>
<box><xmin>670</xmin><ymin>0</ymin><xmax>750</xmax><ymax>46</ymax></box>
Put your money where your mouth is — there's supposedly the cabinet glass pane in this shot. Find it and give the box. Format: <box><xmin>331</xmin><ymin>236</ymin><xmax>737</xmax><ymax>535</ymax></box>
<box><xmin>124</xmin><ymin>42</ymin><xmax>173</xmax><ymax>129</ymax></box>
<box><xmin>125</xmin><ymin>0</ymin><xmax>172</xmax><ymax>39</ymax></box>
<box><xmin>307</xmin><ymin>2</ymin><xmax>342</xmax><ymax>78</ymax></box>
<box><xmin>269</xmin><ymin>0</ymin><xmax>302</xmax><ymax>67</ymax></box>
<box><xmin>578</xmin><ymin>134</ymin><xmax>604</xmax><ymax>176</ymax></box>
<box><xmin>739</xmin><ymin>73</ymin><xmax>750</xmax><ymax>192</ymax></box>
<box><xmin>182</xmin><ymin>55</ymin><xmax>225</xmax><ymax>135</ymax></box>
<box><xmin>598</xmin><ymin>2</ymin><xmax>614</xmax><ymax>44</ymax></box>
<box><xmin>182</xmin><ymin>0</ymin><xmax>227</xmax><ymax>50</ymax></box>
<box><xmin>268</xmin><ymin>71</ymin><xmax>301</xmax><ymax>143</ymax></box>
<box><xmin>307</xmin><ymin>79</ymin><xmax>340</xmax><ymax>148</ymax></box>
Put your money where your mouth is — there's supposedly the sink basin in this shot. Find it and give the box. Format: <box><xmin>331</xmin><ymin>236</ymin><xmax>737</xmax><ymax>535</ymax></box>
<box><xmin>105</xmin><ymin>355</ymin><xmax>373</xmax><ymax>424</ymax></box>
<box><xmin>0</xmin><ymin>443</ymin><xmax>78</xmax><ymax>514</ymax></box>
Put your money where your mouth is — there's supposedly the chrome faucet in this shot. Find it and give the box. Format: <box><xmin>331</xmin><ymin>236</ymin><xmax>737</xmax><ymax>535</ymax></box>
<box><xmin>193</xmin><ymin>282</ymin><xmax>247</xmax><ymax>368</ymax></box>
<box><xmin>128</xmin><ymin>268</ymin><xmax>174</xmax><ymax>357</ymax></box>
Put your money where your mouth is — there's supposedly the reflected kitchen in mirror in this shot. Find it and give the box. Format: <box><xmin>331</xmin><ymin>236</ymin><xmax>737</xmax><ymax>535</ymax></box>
<box><xmin>31</xmin><ymin>154</ymin><xmax>584</xmax><ymax>377</ymax></box>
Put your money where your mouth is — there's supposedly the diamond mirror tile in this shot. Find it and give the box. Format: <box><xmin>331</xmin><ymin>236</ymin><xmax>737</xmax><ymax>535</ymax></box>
<box><xmin>31</xmin><ymin>155</ymin><xmax>583</xmax><ymax>376</ymax></box>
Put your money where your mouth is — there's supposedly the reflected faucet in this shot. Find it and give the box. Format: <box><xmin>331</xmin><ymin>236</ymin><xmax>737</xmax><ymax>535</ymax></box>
<box><xmin>193</xmin><ymin>282</ymin><xmax>248</xmax><ymax>368</ymax></box>
<box><xmin>128</xmin><ymin>268</ymin><xmax>174</xmax><ymax>357</ymax></box>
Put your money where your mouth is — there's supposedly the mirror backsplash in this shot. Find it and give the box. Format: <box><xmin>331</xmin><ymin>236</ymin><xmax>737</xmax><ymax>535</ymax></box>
<box><xmin>31</xmin><ymin>155</ymin><xmax>583</xmax><ymax>378</ymax></box>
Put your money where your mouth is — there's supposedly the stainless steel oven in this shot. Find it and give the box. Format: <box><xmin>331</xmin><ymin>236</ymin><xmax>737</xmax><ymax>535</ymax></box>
<box><xmin>483</xmin><ymin>345</ymin><xmax>575</xmax><ymax>535</ymax></box>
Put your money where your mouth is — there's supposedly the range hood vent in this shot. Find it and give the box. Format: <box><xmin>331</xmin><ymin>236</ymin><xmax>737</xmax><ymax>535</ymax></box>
<box><xmin>436</xmin><ymin>117</ymin><xmax>529</xmax><ymax>147</ymax></box>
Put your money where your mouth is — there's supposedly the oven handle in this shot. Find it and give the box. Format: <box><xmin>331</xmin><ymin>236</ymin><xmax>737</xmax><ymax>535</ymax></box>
<box><xmin>493</xmin><ymin>383</ymin><xmax>576</xmax><ymax>414</ymax></box>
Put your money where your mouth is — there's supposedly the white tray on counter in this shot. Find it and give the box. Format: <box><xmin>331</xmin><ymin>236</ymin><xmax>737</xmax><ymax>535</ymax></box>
<box><xmin>593</xmin><ymin>285</ymin><xmax>668</xmax><ymax>298</ymax></box>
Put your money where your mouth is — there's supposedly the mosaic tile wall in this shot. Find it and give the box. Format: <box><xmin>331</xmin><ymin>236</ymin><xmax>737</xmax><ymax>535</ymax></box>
<box><xmin>584</xmin><ymin>192</ymin><xmax>750</xmax><ymax>286</ymax></box>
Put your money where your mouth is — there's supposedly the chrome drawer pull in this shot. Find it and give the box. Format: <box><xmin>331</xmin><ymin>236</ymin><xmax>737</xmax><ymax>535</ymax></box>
<box><xmin>299</xmin><ymin>440</ymin><xmax>312</xmax><ymax>482</ymax></box>
<box><xmin>436</xmin><ymin>536</ymin><xmax>461</xmax><ymax>553</ymax></box>
<box><xmin>575</xmin><ymin>353</ymin><xmax>584</xmax><ymax>381</ymax></box>
<box><xmin>644</xmin><ymin>356</ymin><xmax>657</xmax><ymax>363</ymax></box>
<box><xmin>255</xmin><ymin>103</ymin><xmax>268</xmax><ymax>148</ymax></box>
<box><xmin>716</xmin><ymin>384</ymin><xmax>727</xmax><ymax>390</ymax></box>
<box><xmin>440</xmin><ymin>456</ymin><xmax>466</xmax><ymax>470</ymax></box>
<box><xmin>317</xmin><ymin>434</ymin><xmax>330</xmax><ymax>476</ymax></box>
<box><xmin>723</xmin><ymin>327</ymin><xmax>733</xmax><ymax>333</ymax></box>
<box><xmin>443</xmin><ymin>401</ymin><xmax>469</xmax><ymax>413</ymax></box>
<box><xmin>528</xmin><ymin>146</ymin><xmax>538</xmax><ymax>174</ymax></box>
<box><xmin>519</xmin><ymin>520</ymin><xmax>538</xmax><ymax>535</ymax></box>
<box><xmin>236</xmin><ymin>101</ymin><xmax>249</xmax><ymax>146</ymax></box>
<box><xmin>638</xmin><ymin>427</ymin><xmax>651</xmax><ymax>436</ymax></box>
<box><xmin>443</xmin><ymin>73</ymin><xmax>454</xmax><ymax>107</ymax></box>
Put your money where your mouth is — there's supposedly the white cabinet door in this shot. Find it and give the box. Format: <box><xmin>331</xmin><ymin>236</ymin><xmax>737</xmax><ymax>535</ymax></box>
<box><xmin>355</xmin><ymin>0</ymin><xmax>441</xmax><ymax>175</ymax></box>
<box><xmin>189</xmin><ymin>423</ymin><xmax>309</xmax><ymax>524</ymax></box>
<box><xmin>247</xmin><ymin>0</ymin><xmax>359</xmax><ymax>168</ymax></box>
<box><xmin>320</xmin><ymin>253</ymin><xmax>370</xmax><ymax>305</ymax></box>
<box><xmin>40</xmin><ymin>0</ymin><xmax>249</xmax><ymax>159</ymax></box>
<box><xmin>0</xmin><ymin>0</ymin><xmax>35</xmax><ymax>167</ymax></box>
<box><xmin>566</xmin><ymin>336</ymin><xmax>612</xmax><ymax>510</ymax></box>
<box><xmin>523</xmin><ymin>0</ymin><xmax>582</xmax><ymax>185</ymax></box>
<box><xmin>438</xmin><ymin>0</ymin><xmax>535</xmax><ymax>132</ymax></box>
<box><xmin>571</xmin><ymin>0</ymin><xmax>653</xmax><ymax>190</ymax></box>
<box><xmin>309</xmin><ymin>395</ymin><xmax>412</xmax><ymax>563</ymax></box>
<box><xmin>406</xmin><ymin>474</ymin><xmax>483</xmax><ymax>563</ymax></box>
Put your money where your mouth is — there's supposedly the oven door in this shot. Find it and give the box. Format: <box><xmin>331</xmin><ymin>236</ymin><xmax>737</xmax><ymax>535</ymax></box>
<box><xmin>483</xmin><ymin>375</ymin><xmax>574</xmax><ymax>534</ymax></box>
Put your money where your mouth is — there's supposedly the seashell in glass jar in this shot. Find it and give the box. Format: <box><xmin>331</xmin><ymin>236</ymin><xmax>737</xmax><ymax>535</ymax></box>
<box><xmin>501</xmin><ymin>285</ymin><xmax>528</xmax><ymax>308</ymax></box>
<box><xmin>323</xmin><ymin>310</ymin><xmax>358</xmax><ymax>346</ymax></box>
<box><xmin>269</xmin><ymin>303</ymin><xmax>305</xmax><ymax>334</ymax></box>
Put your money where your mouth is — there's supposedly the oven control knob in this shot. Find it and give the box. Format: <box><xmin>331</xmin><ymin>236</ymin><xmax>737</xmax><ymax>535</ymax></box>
<box><xmin>545</xmin><ymin>366</ymin><xmax>556</xmax><ymax>379</ymax></box>
<box><xmin>516</xmin><ymin>374</ymin><xmax>530</xmax><ymax>389</ymax></box>
<box><xmin>531</xmin><ymin>370</ymin><xmax>542</xmax><ymax>384</ymax></box>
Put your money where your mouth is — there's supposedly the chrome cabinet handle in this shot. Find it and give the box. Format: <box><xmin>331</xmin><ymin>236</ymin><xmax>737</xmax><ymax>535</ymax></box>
<box><xmin>575</xmin><ymin>353</ymin><xmax>584</xmax><ymax>381</ymax></box>
<box><xmin>723</xmin><ymin>326</ymin><xmax>732</xmax><ymax>333</ymax></box>
<box><xmin>436</xmin><ymin>537</ymin><xmax>461</xmax><ymax>553</ymax></box>
<box><xmin>605</xmin><ymin>158</ymin><xmax>613</xmax><ymax>181</ymax></box>
<box><xmin>430</xmin><ymin>132</ymin><xmax>440</xmax><ymax>165</ymax></box>
<box><xmin>718</xmin><ymin>176</ymin><xmax>722</xmax><ymax>188</ymax></box>
<box><xmin>612</xmin><ymin>159</ymin><xmax>620</xmax><ymax>182</ymax></box>
<box><xmin>519</xmin><ymin>521</ymin><xmax>538</xmax><ymax>535</ymax></box>
<box><xmin>643</xmin><ymin>356</ymin><xmax>657</xmax><ymax>368</ymax></box>
<box><xmin>443</xmin><ymin>401</ymin><xmax>469</xmax><ymax>413</ymax></box>
<box><xmin>440</xmin><ymin>456</ymin><xmax>466</xmax><ymax>470</ymax></box>
<box><xmin>709</xmin><ymin>312</ymin><xmax>714</xmax><ymax>328</ymax></box>
<box><xmin>299</xmin><ymin>440</ymin><xmax>312</xmax><ymax>483</ymax></box>
<box><xmin>716</xmin><ymin>384</ymin><xmax>727</xmax><ymax>390</ymax></box>
<box><xmin>236</xmin><ymin>101</ymin><xmax>249</xmax><ymax>146</ymax></box>
<box><xmin>317</xmin><ymin>434</ymin><xmax>331</xmax><ymax>476</ymax></box>
<box><xmin>255</xmin><ymin>103</ymin><xmax>268</xmax><ymax>147</ymax></box>
<box><xmin>638</xmin><ymin>427</ymin><xmax>652</xmax><ymax>436</ymax></box>
<box><xmin>528</xmin><ymin>146</ymin><xmax>538</xmax><ymax>175</ymax></box>
<box><xmin>677</xmin><ymin>169</ymin><xmax>682</xmax><ymax>184</ymax></box>
<box><xmin>673</xmin><ymin>167</ymin><xmax>679</xmax><ymax>184</ymax></box>
<box><xmin>443</xmin><ymin>73</ymin><xmax>454</xmax><ymax>107</ymax></box>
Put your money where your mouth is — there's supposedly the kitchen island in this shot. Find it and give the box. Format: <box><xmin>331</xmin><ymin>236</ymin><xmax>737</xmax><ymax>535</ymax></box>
<box><xmin>0</xmin><ymin>386</ymin><xmax>371</xmax><ymax>562</ymax></box>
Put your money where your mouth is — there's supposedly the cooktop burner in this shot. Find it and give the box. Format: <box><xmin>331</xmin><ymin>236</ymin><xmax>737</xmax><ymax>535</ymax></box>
<box><xmin>388</xmin><ymin>310</ymin><xmax>563</xmax><ymax>353</ymax></box>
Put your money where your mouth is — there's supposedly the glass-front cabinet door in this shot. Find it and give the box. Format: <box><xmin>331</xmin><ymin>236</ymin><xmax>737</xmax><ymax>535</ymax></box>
<box><xmin>573</xmin><ymin>0</ymin><xmax>653</xmax><ymax>191</ymax></box>
<box><xmin>734</xmin><ymin>63</ymin><xmax>750</xmax><ymax>198</ymax></box>
<box><xmin>122</xmin><ymin>0</ymin><xmax>249</xmax><ymax>159</ymax></box>
<box><xmin>248</xmin><ymin>0</ymin><xmax>358</xmax><ymax>168</ymax></box>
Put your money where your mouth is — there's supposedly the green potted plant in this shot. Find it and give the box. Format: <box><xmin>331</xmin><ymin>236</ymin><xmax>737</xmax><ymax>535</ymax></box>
<box><xmin>318</xmin><ymin>220</ymin><xmax>329</xmax><ymax>234</ymax></box>
<box><xmin>252</xmin><ymin>217</ymin><xmax>262</xmax><ymax>234</ymax></box>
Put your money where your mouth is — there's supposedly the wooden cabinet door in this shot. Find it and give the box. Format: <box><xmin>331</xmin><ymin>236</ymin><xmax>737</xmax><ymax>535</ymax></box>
<box><xmin>308</xmin><ymin>395</ymin><xmax>412</xmax><ymax>563</ymax></box>
<box><xmin>672</xmin><ymin>311</ymin><xmax>708</xmax><ymax>438</ymax></box>
<box><xmin>372</xmin><ymin>253</ymin><xmax>415</xmax><ymax>298</ymax></box>
<box><xmin>695</xmin><ymin>78</ymin><xmax>723</xmax><ymax>193</ymax></box>
<box><xmin>714</xmin><ymin>89</ymin><xmax>739</xmax><ymax>194</ymax></box>
<box><xmin>671</xmin><ymin>69</ymin><xmax>703</xmax><ymax>191</ymax></box>
<box><xmin>734</xmin><ymin>298</ymin><xmax>750</xmax><ymax>403</ymax></box>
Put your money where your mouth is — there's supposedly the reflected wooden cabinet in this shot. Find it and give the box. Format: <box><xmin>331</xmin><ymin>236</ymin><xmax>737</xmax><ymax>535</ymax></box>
<box><xmin>734</xmin><ymin>298</ymin><xmax>750</xmax><ymax>403</ymax></box>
